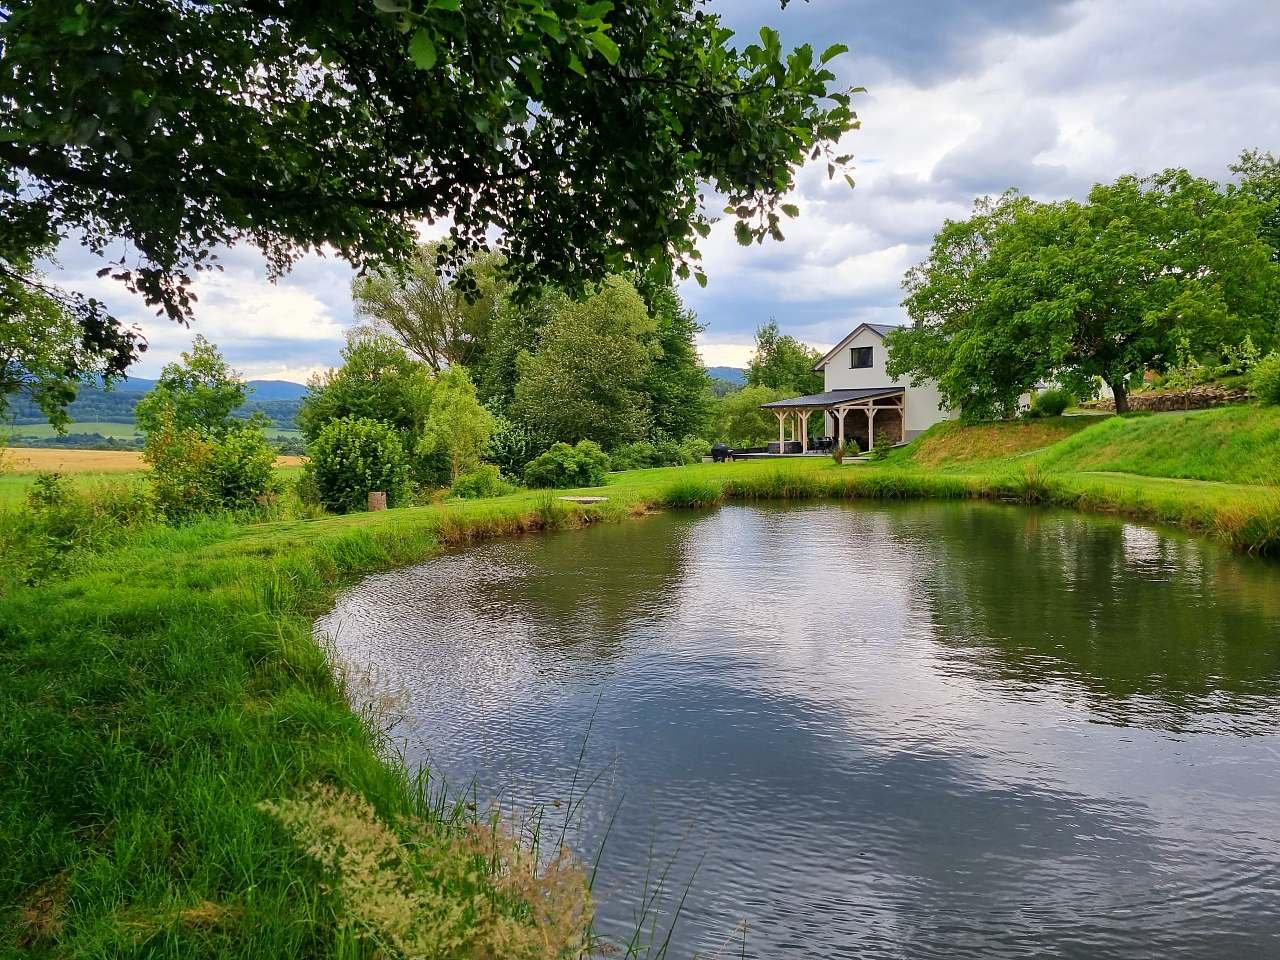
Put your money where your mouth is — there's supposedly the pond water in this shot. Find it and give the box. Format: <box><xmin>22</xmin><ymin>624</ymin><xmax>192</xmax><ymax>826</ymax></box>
<box><xmin>317</xmin><ymin>502</ymin><xmax>1280</xmax><ymax>959</ymax></box>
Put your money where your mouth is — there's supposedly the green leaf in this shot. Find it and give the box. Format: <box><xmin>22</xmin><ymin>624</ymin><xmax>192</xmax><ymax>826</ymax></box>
<box><xmin>733</xmin><ymin>221</ymin><xmax>753</xmax><ymax>246</ymax></box>
<box><xmin>429</xmin><ymin>0</ymin><xmax>461</xmax><ymax>9</ymax></box>
<box><xmin>695</xmin><ymin>271</ymin><xmax>708</xmax><ymax>288</ymax></box>
<box><xmin>587</xmin><ymin>30</ymin><xmax>620</xmax><ymax>65</ymax></box>
<box><xmin>844</xmin><ymin>174</ymin><xmax>856</xmax><ymax>189</ymax></box>
<box><xmin>819</xmin><ymin>43</ymin><xmax>849</xmax><ymax>64</ymax></box>
<box><xmin>373</xmin><ymin>0</ymin><xmax>408</xmax><ymax>11</ymax></box>
<box><xmin>409</xmin><ymin>29</ymin><xmax>437</xmax><ymax>70</ymax></box>
<box><xmin>567</xmin><ymin>51</ymin><xmax>586</xmax><ymax>76</ymax></box>
<box><xmin>781</xmin><ymin>203</ymin><xmax>799</xmax><ymax>218</ymax></box>
<box><xmin>580</xmin><ymin>1</ymin><xmax>614</xmax><ymax>19</ymax></box>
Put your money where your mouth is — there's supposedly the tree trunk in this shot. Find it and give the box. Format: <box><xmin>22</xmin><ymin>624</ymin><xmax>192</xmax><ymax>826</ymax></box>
<box><xmin>1110</xmin><ymin>380</ymin><xmax>1129</xmax><ymax>414</ymax></box>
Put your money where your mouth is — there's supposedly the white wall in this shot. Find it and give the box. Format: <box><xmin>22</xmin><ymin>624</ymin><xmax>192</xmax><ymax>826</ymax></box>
<box><xmin>821</xmin><ymin>328</ymin><xmax>955</xmax><ymax>438</ymax></box>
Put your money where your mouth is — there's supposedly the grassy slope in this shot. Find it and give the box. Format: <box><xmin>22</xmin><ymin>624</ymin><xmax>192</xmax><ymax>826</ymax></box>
<box><xmin>1033</xmin><ymin>406</ymin><xmax>1280</xmax><ymax>485</ymax></box>
<box><xmin>5</xmin><ymin>415</ymin><xmax>1280</xmax><ymax>954</ymax></box>
<box><xmin>890</xmin><ymin>416</ymin><xmax>1099</xmax><ymax>471</ymax></box>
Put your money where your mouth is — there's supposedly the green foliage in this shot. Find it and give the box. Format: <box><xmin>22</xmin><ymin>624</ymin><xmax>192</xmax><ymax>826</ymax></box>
<box><xmin>706</xmin><ymin>385</ymin><xmax>790</xmax><ymax>446</ymax></box>
<box><xmin>351</xmin><ymin>241</ymin><xmax>509</xmax><ymax>372</ymax></box>
<box><xmin>308</xmin><ymin>417</ymin><xmax>412</xmax><ymax>514</ymax></box>
<box><xmin>2</xmin><ymin>477</ymin><xmax>155</xmax><ymax>590</ymax></box>
<box><xmin>484</xmin><ymin>411</ymin><xmax>550</xmax><ymax>481</ymax></box>
<box><xmin>419</xmin><ymin>366</ymin><xmax>493</xmax><ymax>483</ymax></box>
<box><xmin>635</xmin><ymin>272</ymin><xmax>712</xmax><ymax>441</ymax></box>
<box><xmin>890</xmin><ymin>172</ymin><xmax>1280</xmax><ymax>417</ymax></box>
<box><xmin>134</xmin><ymin>338</ymin><xmax>277</xmax><ymax>519</ymax></box>
<box><xmin>145</xmin><ymin>416</ymin><xmax>277</xmax><ymax>521</ymax></box>
<box><xmin>299</xmin><ymin>335</ymin><xmax>438</xmax><ymax>484</ymax></box>
<box><xmin>869</xmin><ymin>430</ymin><xmax>893</xmax><ymax>462</ymax></box>
<box><xmin>523</xmin><ymin>440</ymin><xmax>609</xmax><ymax>489</ymax></box>
<box><xmin>135</xmin><ymin>336</ymin><xmax>248</xmax><ymax>439</ymax></box>
<box><xmin>513</xmin><ymin>278</ymin><xmax>656</xmax><ymax>446</ymax></box>
<box><xmin>608</xmin><ymin>435</ymin><xmax>711</xmax><ymax>471</ymax></box>
<box><xmin>1251</xmin><ymin>352</ymin><xmax>1280</xmax><ymax>406</ymax></box>
<box><xmin>1031</xmin><ymin>388</ymin><xmax>1073</xmax><ymax>417</ymax></box>
<box><xmin>449</xmin><ymin>463</ymin><xmax>518</xmax><ymax>500</ymax></box>
<box><xmin>746</xmin><ymin>320</ymin><xmax>824</xmax><ymax>394</ymax></box>
<box><xmin>2</xmin><ymin>0</ymin><xmax>858</xmax><ymax>377</ymax></box>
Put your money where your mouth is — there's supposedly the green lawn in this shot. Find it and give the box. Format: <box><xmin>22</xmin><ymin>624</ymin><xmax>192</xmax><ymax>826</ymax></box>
<box><xmin>4</xmin><ymin>415</ymin><xmax>1280</xmax><ymax>955</ymax></box>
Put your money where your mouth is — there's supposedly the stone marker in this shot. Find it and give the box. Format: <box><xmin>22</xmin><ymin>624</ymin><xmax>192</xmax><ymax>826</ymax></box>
<box><xmin>367</xmin><ymin>491</ymin><xmax>388</xmax><ymax>512</ymax></box>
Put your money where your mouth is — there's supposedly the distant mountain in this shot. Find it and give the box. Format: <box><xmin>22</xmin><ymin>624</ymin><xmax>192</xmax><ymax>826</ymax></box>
<box><xmin>707</xmin><ymin>366</ymin><xmax>747</xmax><ymax>385</ymax></box>
<box><xmin>246</xmin><ymin>380</ymin><xmax>309</xmax><ymax>400</ymax></box>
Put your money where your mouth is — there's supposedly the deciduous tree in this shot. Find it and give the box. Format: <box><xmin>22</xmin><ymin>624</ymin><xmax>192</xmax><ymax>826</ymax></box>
<box><xmin>1</xmin><ymin>1</ymin><xmax>858</xmax><ymax>418</ymax></box>
<box><xmin>746</xmin><ymin>320</ymin><xmax>823</xmax><ymax>395</ymax></box>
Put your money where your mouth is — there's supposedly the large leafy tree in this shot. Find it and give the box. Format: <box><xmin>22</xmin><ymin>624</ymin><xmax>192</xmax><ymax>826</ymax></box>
<box><xmin>134</xmin><ymin>335</ymin><xmax>247</xmax><ymax>440</ymax></box>
<box><xmin>889</xmin><ymin>171</ymin><xmax>1280</xmax><ymax>417</ymax></box>
<box><xmin>512</xmin><ymin>276</ymin><xmax>656</xmax><ymax>446</ymax></box>
<box><xmin>1232</xmin><ymin>148</ymin><xmax>1280</xmax><ymax>259</ymax></box>
<box><xmin>635</xmin><ymin>271</ymin><xmax>711</xmax><ymax>441</ymax></box>
<box><xmin>746</xmin><ymin>319</ymin><xmax>823</xmax><ymax>395</ymax></box>
<box><xmin>1</xmin><ymin>0</ymin><xmax>858</xmax><ymax>417</ymax></box>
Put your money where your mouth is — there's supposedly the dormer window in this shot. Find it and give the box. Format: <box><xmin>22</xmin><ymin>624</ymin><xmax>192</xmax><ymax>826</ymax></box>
<box><xmin>850</xmin><ymin>346</ymin><xmax>873</xmax><ymax>369</ymax></box>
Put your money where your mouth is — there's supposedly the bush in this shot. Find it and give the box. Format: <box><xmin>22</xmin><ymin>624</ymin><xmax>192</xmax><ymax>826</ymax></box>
<box><xmin>308</xmin><ymin>416</ymin><xmax>411</xmax><ymax>513</ymax></box>
<box><xmin>3</xmin><ymin>478</ymin><xmax>156</xmax><ymax>590</ymax></box>
<box><xmin>523</xmin><ymin>440</ymin><xmax>609</xmax><ymax>489</ymax></box>
<box><xmin>678</xmin><ymin>435</ymin><xmax>712</xmax><ymax>464</ymax></box>
<box><xmin>484</xmin><ymin>412</ymin><xmax>551</xmax><ymax>481</ymax></box>
<box><xmin>1251</xmin><ymin>352</ymin><xmax>1280</xmax><ymax>406</ymax></box>
<box><xmin>146</xmin><ymin>419</ymin><xmax>277</xmax><ymax>520</ymax></box>
<box><xmin>609</xmin><ymin>435</ymin><xmax>711</xmax><ymax>471</ymax></box>
<box><xmin>1031</xmin><ymin>387</ymin><xmax>1072</xmax><ymax>417</ymax></box>
<box><xmin>449</xmin><ymin>463</ymin><xmax>518</xmax><ymax>500</ymax></box>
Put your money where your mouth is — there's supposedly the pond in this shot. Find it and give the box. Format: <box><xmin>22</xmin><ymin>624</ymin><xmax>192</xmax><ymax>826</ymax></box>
<box><xmin>317</xmin><ymin>502</ymin><xmax>1280</xmax><ymax>958</ymax></box>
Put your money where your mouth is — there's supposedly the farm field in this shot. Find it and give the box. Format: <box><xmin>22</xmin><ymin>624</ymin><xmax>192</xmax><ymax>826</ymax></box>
<box><xmin>0</xmin><ymin>447</ymin><xmax>306</xmax><ymax>504</ymax></box>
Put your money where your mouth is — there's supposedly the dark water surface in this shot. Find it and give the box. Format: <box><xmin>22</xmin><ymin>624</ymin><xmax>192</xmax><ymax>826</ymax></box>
<box><xmin>317</xmin><ymin>502</ymin><xmax>1280</xmax><ymax>959</ymax></box>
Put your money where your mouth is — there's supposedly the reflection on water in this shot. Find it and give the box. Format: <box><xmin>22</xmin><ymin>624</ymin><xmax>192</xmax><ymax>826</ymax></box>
<box><xmin>317</xmin><ymin>502</ymin><xmax>1280</xmax><ymax>959</ymax></box>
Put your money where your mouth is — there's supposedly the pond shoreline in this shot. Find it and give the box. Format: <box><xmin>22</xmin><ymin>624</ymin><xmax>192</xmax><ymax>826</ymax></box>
<box><xmin>3</xmin><ymin>460</ymin><xmax>1278</xmax><ymax>954</ymax></box>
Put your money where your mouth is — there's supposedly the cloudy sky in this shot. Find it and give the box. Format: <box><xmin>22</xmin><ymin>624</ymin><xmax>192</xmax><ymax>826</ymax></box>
<box><xmin>44</xmin><ymin>0</ymin><xmax>1280</xmax><ymax>380</ymax></box>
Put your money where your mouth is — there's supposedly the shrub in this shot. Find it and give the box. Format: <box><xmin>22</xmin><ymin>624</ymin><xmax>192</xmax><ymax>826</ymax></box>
<box><xmin>831</xmin><ymin>442</ymin><xmax>847</xmax><ymax>465</ymax></box>
<box><xmin>869</xmin><ymin>430</ymin><xmax>893</xmax><ymax>462</ymax></box>
<box><xmin>145</xmin><ymin>418</ymin><xmax>277</xmax><ymax>520</ymax></box>
<box><xmin>523</xmin><ymin>440</ymin><xmax>609</xmax><ymax>489</ymax></box>
<box><xmin>677</xmin><ymin>435</ymin><xmax>712</xmax><ymax>464</ymax></box>
<box><xmin>485</xmin><ymin>413</ymin><xmax>550</xmax><ymax>481</ymax></box>
<box><xmin>308</xmin><ymin>416</ymin><xmax>411</xmax><ymax>513</ymax></box>
<box><xmin>1031</xmin><ymin>387</ymin><xmax>1072</xmax><ymax>417</ymax></box>
<box><xmin>1251</xmin><ymin>352</ymin><xmax>1280</xmax><ymax>406</ymax></box>
<box><xmin>607</xmin><ymin>440</ymin><xmax>658</xmax><ymax>472</ymax></box>
<box><xmin>449</xmin><ymin>463</ymin><xmax>517</xmax><ymax>500</ymax></box>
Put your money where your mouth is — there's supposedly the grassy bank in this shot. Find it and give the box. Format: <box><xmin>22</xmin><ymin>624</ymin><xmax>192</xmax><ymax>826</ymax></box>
<box><xmin>5</xmin><ymin>418</ymin><xmax>1280</xmax><ymax>955</ymax></box>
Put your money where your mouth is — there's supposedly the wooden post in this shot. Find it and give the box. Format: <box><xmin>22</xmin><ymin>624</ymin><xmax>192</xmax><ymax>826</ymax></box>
<box><xmin>367</xmin><ymin>491</ymin><xmax>388</xmax><ymax>512</ymax></box>
<box><xmin>799</xmin><ymin>409</ymin><xmax>809</xmax><ymax>453</ymax></box>
<box><xmin>836</xmin><ymin>407</ymin><xmax>845</xmax><ymax>448</ymax></box>
<box><xmin>867</xmin><ymin>408</ymin><xmax>877</xmax><ymax>452</ymax></box>
<box><xmin>776</xmin><ymin>410</ymin><xmax>786</xmax><ymax>451</ymax></box>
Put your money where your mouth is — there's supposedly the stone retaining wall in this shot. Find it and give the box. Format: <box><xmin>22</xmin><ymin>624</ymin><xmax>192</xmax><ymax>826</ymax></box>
<box><xmin>1081</xmin><ymin>384</ymin><xmax>1251</xmax><ymax>412</ymax></box>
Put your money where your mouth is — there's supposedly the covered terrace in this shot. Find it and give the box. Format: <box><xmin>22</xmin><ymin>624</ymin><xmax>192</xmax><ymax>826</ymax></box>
<box><xmin>759</xmin><ymin>387</ymin><xmax>906</xmax><ymax>453</ymax></box>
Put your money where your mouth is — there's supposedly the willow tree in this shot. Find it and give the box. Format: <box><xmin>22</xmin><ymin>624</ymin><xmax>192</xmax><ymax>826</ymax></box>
<box><xmin>0</xmin><ymin>0</ymin><xmax>859</xmax><ymax>419</ymax></box>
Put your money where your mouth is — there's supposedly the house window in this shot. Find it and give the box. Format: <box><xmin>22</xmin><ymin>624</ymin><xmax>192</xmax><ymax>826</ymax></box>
<box><xmin>850</xmin><ymin>346</ymin><xmax>873</xmax><ymax>369</ymax></box>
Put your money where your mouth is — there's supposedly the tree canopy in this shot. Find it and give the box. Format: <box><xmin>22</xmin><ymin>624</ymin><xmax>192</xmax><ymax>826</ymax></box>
<box><xmin>1</xmin><ymin>0</ymin><xmax>858</xmax><ymax>419</ymax></box>
<box><xmin>134</xmin><ymin>335</ymin><xmax>248</xmax><ymax>440</ymax></box>
<box><xmin>888</xmin><ymin>170</ymin><xmax>1280</xmax><ymax>417</ymax></box>
<box><xmin>746</xmin><ymin>319</ymin><xmax>823</xmax><ymax>395</ymax></box>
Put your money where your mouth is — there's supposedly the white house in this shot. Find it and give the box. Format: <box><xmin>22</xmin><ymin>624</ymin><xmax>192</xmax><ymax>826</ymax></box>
<box><xmin>759</xmin><ymin>323</ymin><xmax>955</xmax><ymax>452</ymax></box>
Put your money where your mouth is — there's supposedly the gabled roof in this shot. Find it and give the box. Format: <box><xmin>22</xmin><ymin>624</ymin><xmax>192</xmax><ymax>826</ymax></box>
<box><xmin>813</xmin><ymin>323</ymin><xmax>901</xmax><ymax>371</ymax></box>
<box><xmin>759</xmin><ymin>386</ymin><xmax>904</xmax><ymax>409</ymax></box>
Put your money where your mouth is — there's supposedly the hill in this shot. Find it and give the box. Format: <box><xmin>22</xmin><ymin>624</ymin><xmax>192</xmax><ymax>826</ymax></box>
<box><xmin>707</xmin><ymin>366</ymin><xmax>747</xmax><ymax>385</ymax></box>
<box><xmin>891</xmin><ymin>406</ymin><xmax>1280</xmax><ymax>487</ymax></box>
<box><xmin>6</xmin><ymin>378</ymin><xmax>309</xmax><ymax>432</ymax></box>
